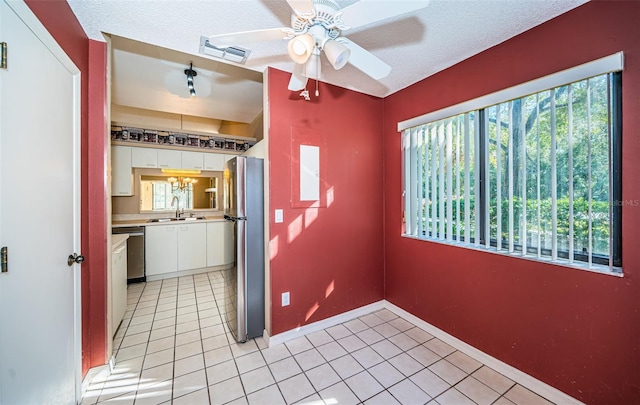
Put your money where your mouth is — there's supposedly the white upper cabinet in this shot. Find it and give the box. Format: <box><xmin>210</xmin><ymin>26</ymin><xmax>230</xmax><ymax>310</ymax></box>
<box><xmin>112</xmin><ymin>146</ymin><xmax>133</xmax><ymax>196</ymax></box>
<box><xmin>157</xmin><ymin>149</ymin><xmax>182</xmax><ymax>169</ymax></box>
<box><xmin>131</xmin><ymin>147</ymin><xmax>158</xmax><ymax>168</ymax></box>
<box><xmin>204</xmin><ymin>153</ymin><xmax>225</xmax><ymax>171</ymax></box>
<box><xmin>181</xmin><ymin>151</ymin><xmax>204</xmax><ymax>170</ymax></box>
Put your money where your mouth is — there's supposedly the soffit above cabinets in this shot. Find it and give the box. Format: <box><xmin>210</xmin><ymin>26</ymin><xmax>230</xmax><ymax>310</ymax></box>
<box><xmin>110</xmin><ymin>35</ymin><xmax>264</xmax><ymax>124</ymax></box>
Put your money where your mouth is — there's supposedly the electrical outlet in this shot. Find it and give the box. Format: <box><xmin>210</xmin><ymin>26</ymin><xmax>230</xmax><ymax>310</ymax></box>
<box><xmin>281</xmin><ymin>292</ymin><xmax>290</xmax><ymax>306</ymax></box>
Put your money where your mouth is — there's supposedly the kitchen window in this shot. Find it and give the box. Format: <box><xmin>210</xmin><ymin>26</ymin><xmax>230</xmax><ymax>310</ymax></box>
<box><xmin>139</xmin><ymin>174</ymin><xmax>222</xmax><ymax>211</ymax></box>
<box><xmin>400</xmin><ymin>54</ymin><xmax>623</xmax><ymax>275</ymax></box>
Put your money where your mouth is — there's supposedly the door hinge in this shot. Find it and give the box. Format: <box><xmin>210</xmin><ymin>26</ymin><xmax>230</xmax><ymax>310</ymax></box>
<box><xmin>1</xmin><ymin>42</ymin><xmax>6</xmax><ymax>69</ymax></box>
<box><xmin>1</xmin><ymin>247</ymin><xmax>7</xmax><ymax>273</ymax></box>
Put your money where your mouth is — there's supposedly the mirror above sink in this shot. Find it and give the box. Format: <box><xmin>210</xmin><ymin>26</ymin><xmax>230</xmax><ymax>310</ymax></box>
<box><xmin>140</xmin><ymin>173</ymin><xmax>222</xmax><ymax>212</ymax></box>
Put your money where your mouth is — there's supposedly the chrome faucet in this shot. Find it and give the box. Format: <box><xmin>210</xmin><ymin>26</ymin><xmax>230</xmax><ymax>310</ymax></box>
<box><xmin>170</xmin><ymin>196</ymin><xmax>181</xmax><ymax>219</ymax></box>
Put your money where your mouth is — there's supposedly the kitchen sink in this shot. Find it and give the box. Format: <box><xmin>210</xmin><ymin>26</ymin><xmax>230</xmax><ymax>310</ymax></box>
<box><xmin>148</xmin><ymin>217</ymin><xmax>206</xmax><ymax>223</ymax></box>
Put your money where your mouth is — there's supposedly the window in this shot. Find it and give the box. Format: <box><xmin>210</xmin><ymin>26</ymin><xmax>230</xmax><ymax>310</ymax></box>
<box><xmin>150</xmin><ymin>182</ymin><xmax>194</xmax><ymax>211</ymax></box>
<box><xmin>139</xmin><ymin>175</ymin><xmax>222</xmax><ymax>211</ymax></box>
<box><xmin>401</xmin><ymin>54</ymin><xmax>623</xmax><ymax>274</ymax></box>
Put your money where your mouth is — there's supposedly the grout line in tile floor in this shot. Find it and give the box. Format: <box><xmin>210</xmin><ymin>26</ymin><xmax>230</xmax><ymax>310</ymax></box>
<box><xmin>81</xmin><ymin>271</ymin><xmax>557</xmax><ymax>405</ymax></box>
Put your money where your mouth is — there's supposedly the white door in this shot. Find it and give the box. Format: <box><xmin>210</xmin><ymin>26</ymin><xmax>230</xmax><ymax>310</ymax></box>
<box><xmin>0</xmin><ymin>1</ymin><xmax>82</xmax><ymax>404</ymax></box>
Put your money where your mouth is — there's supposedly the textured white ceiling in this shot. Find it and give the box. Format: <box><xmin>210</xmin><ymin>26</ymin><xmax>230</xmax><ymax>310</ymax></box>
<box><xmin>67</xmin><ymin>0</ymin><xmax>588</xmax><ymax>119</ymax></box>
<box><xmin>110</xmin><ymin>35</ymin><xmax>264</xmax><ymax>123</ymax></box>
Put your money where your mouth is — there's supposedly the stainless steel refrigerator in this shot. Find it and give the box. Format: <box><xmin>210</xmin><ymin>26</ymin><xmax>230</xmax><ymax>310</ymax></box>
<box><xmin>223</xmin><ymin>156</ymin><xmax>265</xmax><ymax>342</ymax></box>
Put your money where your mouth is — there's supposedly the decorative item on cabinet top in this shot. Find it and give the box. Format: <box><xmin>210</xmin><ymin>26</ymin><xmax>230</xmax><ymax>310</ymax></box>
<box><xmin>111</xmin><ymin>126</ymin><xmax>255</xmax><ymax>152</ymax></box>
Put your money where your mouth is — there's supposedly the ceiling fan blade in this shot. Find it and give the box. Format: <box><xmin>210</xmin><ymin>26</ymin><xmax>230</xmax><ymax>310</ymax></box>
<box><xmin>205</xmin><ymin>27</ymin><xmax>291</xmax><ymax>47</ymax></box>
<box><xmin>340</xmin><ymin>39</ymin><xmax>391</xmax><ymax>80</ymax></box>
<box><xmin>286</xmin><ymin>0</ymin><xmax>315</xmax><ymax>15</ymax></box>
<box><xmin>288</xmin><ymin>63</ymin><xmax>308</xmax><ymax>91</ymax></box>
<box><xmin>339</xmin><ymin>0</ymin><xmax>430</xmax><ymax>30</ymax></box>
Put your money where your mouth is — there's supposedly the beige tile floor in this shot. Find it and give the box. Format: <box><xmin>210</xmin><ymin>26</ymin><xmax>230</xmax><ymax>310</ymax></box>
<box><xmin>81</xmin><ymin>271</ymin><xmax>556</xmax><ymax>405</ymax></box>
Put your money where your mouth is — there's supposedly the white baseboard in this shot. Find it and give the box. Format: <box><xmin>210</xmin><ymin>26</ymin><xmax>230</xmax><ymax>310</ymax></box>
<box><xmin>145</xmin><ymin>264</ymin><xmax>231</xmax><ymax>282</ymax></box>
<box><xmin>265</xmin><ymin>301</ymin><xmax>385</xmax><ymax>347</ymax></box>
<box><xmin>264</xmin><ymin>299</ymin><xmax>582</xmax><ymax>405</ymax></box>
<box><xmin>80</xmin><ymin>355</ymin><xmax>114</xmax><ymax>398</ymax></box>
<box><xmin>383</xmin><ymin>301</ymin><xmax>584</xmax><ymax>405</ymax></box>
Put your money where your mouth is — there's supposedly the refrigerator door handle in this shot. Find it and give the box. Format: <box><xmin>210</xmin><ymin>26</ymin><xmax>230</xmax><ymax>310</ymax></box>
<box><xmin>236</xmin><ymin>218</ymin><xmax>247</xmax><ymax>341</ymax></box>
<box><xmin>224</xmin><ymin>215</ymin><xmax>247</xmax><ymax>222</ymax></box>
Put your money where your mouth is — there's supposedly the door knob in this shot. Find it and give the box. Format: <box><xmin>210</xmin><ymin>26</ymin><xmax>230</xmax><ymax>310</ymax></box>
<box><xmin>67</xmin><ymin>253</ymin><xmax>85</xmax><ymax>267</ymax></box>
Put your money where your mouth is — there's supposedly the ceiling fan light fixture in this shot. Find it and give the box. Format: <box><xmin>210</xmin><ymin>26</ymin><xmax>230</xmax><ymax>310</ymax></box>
<box><xmin>287</xmin><ymin>34</ymin><xmax>315</xmax><ymax>64</ymax></box>
<box><xmin>323</xmin><ymin>39</ymin><xmax>351</xmax><ymax>70</ymax></box>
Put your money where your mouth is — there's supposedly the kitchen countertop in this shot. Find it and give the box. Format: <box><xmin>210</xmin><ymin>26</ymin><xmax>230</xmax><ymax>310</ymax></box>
<box><xmin>112</xmin><ymin>216</ymin><xmax>226</xmax><ymax>228</ymax></box>
<box><xmin>112</xmin><ymin>233</ymin><xmax>129</xmax><ymax>249</ymax></box>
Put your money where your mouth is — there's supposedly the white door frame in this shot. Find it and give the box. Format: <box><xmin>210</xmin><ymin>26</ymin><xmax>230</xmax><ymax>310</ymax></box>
<box><xmin>4</xmin><ymin>0</ymin><xmax>83</xmax><ymax>400</ymax></box>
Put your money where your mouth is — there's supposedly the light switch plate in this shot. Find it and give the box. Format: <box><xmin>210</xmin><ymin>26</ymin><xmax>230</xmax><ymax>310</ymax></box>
<box><xmin>281</xmin><ymin>292</ymin><xmax>290</xmax><ymax>306</ymax></box>
<box><xmin>275</xmin><ymin>209</ymin><xmax>283</xmax><ymax>223</ymax></box>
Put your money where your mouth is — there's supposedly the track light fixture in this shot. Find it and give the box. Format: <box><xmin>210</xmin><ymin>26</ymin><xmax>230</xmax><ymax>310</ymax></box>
<box><xmin>184</xmin><ymin>62</ymin><xmax>197</xmax><ymax>97</ymax></box>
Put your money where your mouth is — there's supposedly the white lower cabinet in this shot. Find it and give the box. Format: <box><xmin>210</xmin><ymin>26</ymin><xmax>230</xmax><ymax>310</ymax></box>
<box><xmin>206</xmin><ymin>222</ymin><xmax>225</xmax><ymax>267</ymax></box>
<box><xmin>111</xmin><ymin>241</ymin><xmax>127</xmax><ymax>334</ymax></box>
<box><xmin>207</xmin><ymin>221</ymin><xmax>235</xmax><ymax>266</ymax></box>
<box><xmin>178</xmin><ymin>223</ymin><xmax>207</xmax><ymax>271</ymax></box>
<box><xmin>146</xmin><ymin>221</ymin><xmax>233</xmax><ymax>278</ymax></box>
<box><xmin>224</xmin><ymin>220</ymin><xmax>234</xmax><ymax>264</ymax></box>
<box><xmin>146</xmin><ymin>225</ymin><xmax>178</xmax><ymax>275</ymax></box>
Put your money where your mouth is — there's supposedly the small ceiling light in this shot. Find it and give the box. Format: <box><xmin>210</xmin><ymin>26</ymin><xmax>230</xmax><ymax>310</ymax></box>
<box><xmin>287</xmin><ymin>34</ymin><xmax>315</xmax><ymax>64</ymax></box>
<box><xmin>184</xmin><ymin>62</ymin><xmax>197</xmax><ymax>97</ymax></box>
<box><xmin>323</xmin><ymin>39</ymin><xmax>351</xmax><ymax>70</ymax></box>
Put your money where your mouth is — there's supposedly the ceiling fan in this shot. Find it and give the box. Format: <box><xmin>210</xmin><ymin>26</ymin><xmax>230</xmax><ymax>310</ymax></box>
<box><xmin>200</xmin><ymin>0</ymin><xmax>430</xmax><ymax>92</ymax></box>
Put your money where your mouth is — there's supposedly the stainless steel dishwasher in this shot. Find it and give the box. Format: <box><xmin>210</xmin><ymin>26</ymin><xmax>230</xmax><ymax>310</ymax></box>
<box><xmin>112</xmin><ymin>226</ymin><xmax>145</xmax><ymax>283</ymax></box>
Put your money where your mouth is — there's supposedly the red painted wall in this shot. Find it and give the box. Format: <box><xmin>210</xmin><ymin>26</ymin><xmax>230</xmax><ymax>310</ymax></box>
<box><xmin>25</xmin><ymin>1</ymin><xmax>108</xmax><ymax>376</ymax></box>
<box><xmin>268</xmin><ymin>69</ymin><xmax>384</xmax><ymax>335</ymax></box>
<box><xmin>86</xmin><ymin>40</ymin><xmax>108</xmax><ymax>375</ymax></box>
<box><xmin>383</xmin><ymin>2</ymin><xmax>640</xmax><ymax>404</ymax></box>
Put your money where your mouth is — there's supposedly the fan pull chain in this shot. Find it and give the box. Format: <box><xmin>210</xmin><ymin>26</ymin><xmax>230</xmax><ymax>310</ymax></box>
<box><xmin>315</xmin><ymin>79</ymin><xmax>319</xmax><ymax>97</ymax></box>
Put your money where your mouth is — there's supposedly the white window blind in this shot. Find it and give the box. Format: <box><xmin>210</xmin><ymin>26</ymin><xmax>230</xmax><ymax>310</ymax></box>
<box><xmin>401</xmin><ymin>56</ymin><xmax>623</xmax><ymax>275</ymax></box>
